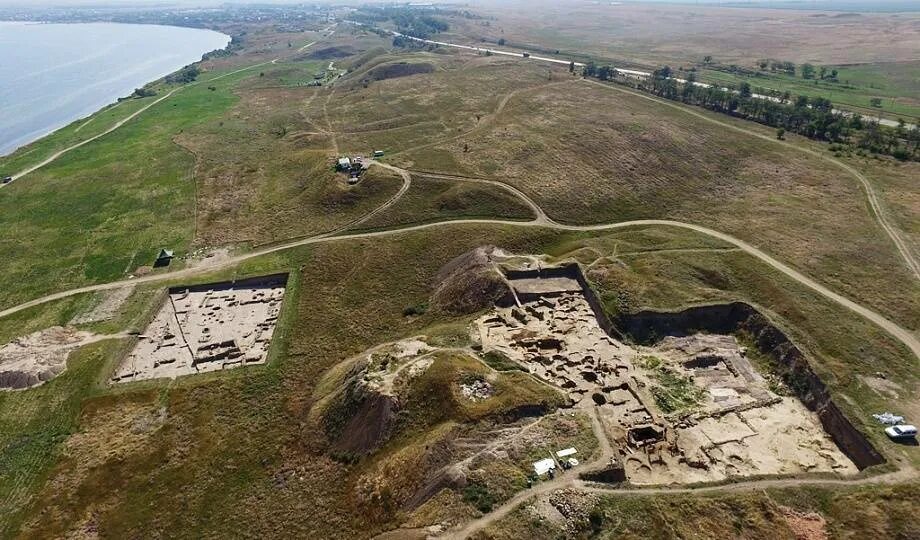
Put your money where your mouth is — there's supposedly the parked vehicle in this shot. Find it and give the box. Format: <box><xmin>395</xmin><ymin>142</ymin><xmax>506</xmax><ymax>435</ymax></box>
<box><xmin>885</xmin><ymin>424</ymin><xmax>917</xmax><ymax>440</ymax></box>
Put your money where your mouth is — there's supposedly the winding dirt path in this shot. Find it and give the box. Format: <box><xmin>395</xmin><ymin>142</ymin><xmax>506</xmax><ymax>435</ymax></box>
<box><xmin>409</xmin><ymin>170</ymin><xmax>549</xmax><ymax>222</ymax></box>
<box><xmin>3</xmin><ymin>192</ymin><xmax>918</xmax><ymax>363</ymax></box>
<box><xmin>3</xmin><ymin>31</ymin><xmax>332</xmax><ymax>187</ymax></box>
<box><xmin>4</xmin><ymin>60</ymin><xmax>278</xmax><ymax>186</ymax></box>
<box><xmin>582</xmin><ymin>79</ymin><xmax>920</xmax><ymax>281</ymax></box>
<box><xmin>391</xmin><ymin>80</ymin><xmax>576</xmax><ymax>159</ymax></box>
<box><xmin>447</xmin><ymin>466</ymin><xmax>917</xmax><ymax>539</ymax></box>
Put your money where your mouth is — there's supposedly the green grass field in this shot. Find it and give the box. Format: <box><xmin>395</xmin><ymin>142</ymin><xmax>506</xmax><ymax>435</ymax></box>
<box><xmin>0</xmin><ymin>97</ymin><xmax>155</xmax><ymax>176</ymax></box>
<box><xmin>0</xmin><ymin>65</ymin><xmax>261</xmax><ymax>311</ymax></box>
<box><xmin>698</xmin><ymin>61</ymin><xmax>920</xmax><ymax>122</ymax></box>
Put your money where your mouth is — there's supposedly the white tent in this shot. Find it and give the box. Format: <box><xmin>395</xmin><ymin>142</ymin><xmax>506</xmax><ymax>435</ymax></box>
<box><xmin>533</xmin><ymin>458</ymin><xmax>556</xmax><ymax>476</ymax></box>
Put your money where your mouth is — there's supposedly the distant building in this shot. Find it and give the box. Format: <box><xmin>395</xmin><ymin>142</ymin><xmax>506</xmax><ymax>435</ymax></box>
<box><xmin>336</xmin><ymin>157</ymin><xmax>351</xmax><ymax>171</ymax></box>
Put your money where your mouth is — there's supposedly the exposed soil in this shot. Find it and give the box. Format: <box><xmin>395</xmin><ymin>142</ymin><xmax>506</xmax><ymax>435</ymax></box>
<box><xmin>780</xmin><ymin>506</ymin><xmax>829</xmax><ymax>540</ymax></box>
<box><xmin>111</xmin><ymin>275</ymin><xmax>287</xmax><ymax>383</ymax></box>
<box><xmin>474</xmin><ymin>262</ymin><xmax>861</xmax><ymax>486</ymax></box>
<box><xmin>69</xmin><ymin>286</ymin><xmax>135</xmax><ymax>326</ymax></box>
<box><xmin>0</xmin><ymin>327</ymin><xmax>109</xmax><ymax>390</ymax></box>
<box><xmin>430</xmin><ymin>246</ymin><xmax>512</xmax><ymax>315</ymax></box>
<box><xmin>619</xmin><ymin>302</ymin><xmax>886</xmax><ymax>470</ymax></box>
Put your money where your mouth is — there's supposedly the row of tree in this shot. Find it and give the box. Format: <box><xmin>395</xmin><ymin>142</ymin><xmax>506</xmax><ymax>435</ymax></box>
<box><xmin>353</xmin><ymin>7</ymin><xmax>449</xmax><ymax>40</ymax></box>
<box><xmin>582</xmin><ymin>64</ymin><xmax>918</xmax><ymax>161</ymax></box>
<box><xmin>751</xmin><ymin>59</ymin><xmax>839</xmax><ymax>80</ymax></box>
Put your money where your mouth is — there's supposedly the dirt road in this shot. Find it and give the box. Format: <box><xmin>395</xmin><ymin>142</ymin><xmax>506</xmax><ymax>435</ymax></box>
<box><xmin>583</xmin><ymin>79</ymin><xmax>920</xmax><ymax>282</ymax></box>
<box><xmin>2</xmin><ymin>29</ymin><xmax>336</xmax><ymax>188</ymax></box>
<box><xmin>2</xmin><ymin>165</ymin><xmax>918</xmax><ymax>362</ymax></box>
<box><xmin>447</xmin><ymin>466</ymin><xmax>917</xmax><ymax>538</ymax></box>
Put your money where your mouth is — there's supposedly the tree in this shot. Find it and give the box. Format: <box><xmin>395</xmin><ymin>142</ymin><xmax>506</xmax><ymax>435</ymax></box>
<box><xmin>776</xmin><ymin>127</ymin><xmax>786</xmax><ymax>140</ymax></box>
<box><xmin>703</xmin><ymin>55</ymin><xmax>712</xmax><ymax>64</ymax></box>
<box><xmin>819</xmin><ymin>66</ymin><xmax>827</xmax><ymax>79</ymax></box>
<box><xmin>652</xmin><ymin>66</ymin><xmax>673</xmax><ymax>80</ymax></box>
<box><xmin>801</xmin><ymin>63</ymin><xmax>816</xmax><ymax>79</ymax></box>
<box><xmin>739</xmin><ymin>82</ymin><xmax>752</xmax><ymax>98</ymax></box>
<box><xmin>870</xmin><ymin>97</ymin><xmax>883</xmax><ymax>108</ymax></box>
<box><xmin>569</xmin><ymin>61</ymin><xmax>575</xmax><ymax>74</ymax></box>
<box><xmin>497</xmin><ymin>38</ymin><xmax>506</xmax><ymax>46</ymax></box>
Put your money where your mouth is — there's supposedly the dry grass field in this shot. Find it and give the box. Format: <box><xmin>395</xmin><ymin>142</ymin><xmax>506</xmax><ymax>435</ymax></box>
<box><xmin>389</xmin><ymin>77</ymin><xmax>918</xmax><ymax>328</ymax></box>
<box><xmin>178</xmin><ymin>79</ymin><xmax>405</xmax><ymax>247</ymax></box>
<box><xmin>5</xmin><ymin>222</ymin><xmax>916</xmax><ymax>538</ymax></box>
<box><xmin>477</xmin><ymin>483</ymin><xmax>919</xmax><ymax>539</ymax></box>
<box><xmin>356</xmin><ymin>173</ymin><xmax>534</xmax><ymax>230</ymax></box>
<box><xmin>452</xmin><ymin>1</ymin><xmax>920</xmax><ymax>67</ymax></box>
<box><xmin>318</xmin><ymin>53</ymin><xmax>565</xmax><ymax>157</ymax></box>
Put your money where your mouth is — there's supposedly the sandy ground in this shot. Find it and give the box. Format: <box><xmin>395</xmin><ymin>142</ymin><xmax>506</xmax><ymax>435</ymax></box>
<box><xmin>0</xmin><ymin>326</ymin><xmax>113</xmax><ymax>390</ymax></box>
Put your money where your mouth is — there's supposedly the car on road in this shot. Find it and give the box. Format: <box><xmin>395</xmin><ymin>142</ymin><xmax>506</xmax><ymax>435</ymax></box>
<box><xmin>2</xmin><ymin>176</ymin><xmax>11</xmax><ymax>184</ymax></box>
<box><xmin>885</xmin><ymin>424</ymin><xmax>917</xmax><ymax>440</ymax></box>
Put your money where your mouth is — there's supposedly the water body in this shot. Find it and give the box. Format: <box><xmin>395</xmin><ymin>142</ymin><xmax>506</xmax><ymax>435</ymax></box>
<box><xmin>0</xmin><ymin>22</ymin><xmax>229</xmax><ymax>156</ymax></box>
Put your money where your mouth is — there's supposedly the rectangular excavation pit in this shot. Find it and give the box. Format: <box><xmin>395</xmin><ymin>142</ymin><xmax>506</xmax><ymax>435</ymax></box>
<box><xmin>474</xmin><ymin>262</ymin><xmax>883</xmax><ymax>486</ymax></box>
<box><xmin>111</xmin><ymin>274</ymin><xmax>288</xmax><ymax>383</ymax></box>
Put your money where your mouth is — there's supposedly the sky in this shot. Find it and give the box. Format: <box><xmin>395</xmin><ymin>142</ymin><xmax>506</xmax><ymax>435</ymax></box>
<box><xmin>2</xmin><ymin>0</ymin><xmax>917</xmax><ymax>11</ymax></box>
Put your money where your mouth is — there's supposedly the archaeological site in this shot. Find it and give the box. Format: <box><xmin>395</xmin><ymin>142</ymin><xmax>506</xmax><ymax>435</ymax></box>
<box><xmin>111</xmin><ymin>274</ymin><xmax>288</xmax><ymax>383</ymax></box>
<box><xmin>472</xmin><ymin>260</ymin><xmax>884</xmax><ymax>486</ymax></box>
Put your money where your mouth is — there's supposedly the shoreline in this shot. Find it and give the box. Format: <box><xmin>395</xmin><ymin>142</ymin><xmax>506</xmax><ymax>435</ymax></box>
<box><xmin>0</xmin><ymin>21</ymin><xmax>231</xmax><ymax>158</ymax></box>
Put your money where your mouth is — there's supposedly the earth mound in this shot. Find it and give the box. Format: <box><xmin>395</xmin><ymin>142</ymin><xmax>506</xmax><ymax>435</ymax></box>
<box><xmin>322</xmin><ymin>362</ymin><xmax>400</xmax><ymax>458</ymax></box>
<box><xmin>367</xmin><ymin>62</ymin><xmax>435</xmax><ymax>81</ymax></box>
<box><xmin>430</xmin><ymin>246</ymin><xmax>511</xmax><ymax>314</ymax></box>
<box><xmin>307</xmin><ymin>45</ymin><xmax>355</xmax><ymax>59</ymax></box>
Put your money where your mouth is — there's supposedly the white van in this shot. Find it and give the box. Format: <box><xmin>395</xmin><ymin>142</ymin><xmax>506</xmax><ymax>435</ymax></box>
<box><xmin>885</xmin><ymin>425</ymin><xmax>917</xmax><ymax>440</ymax></box>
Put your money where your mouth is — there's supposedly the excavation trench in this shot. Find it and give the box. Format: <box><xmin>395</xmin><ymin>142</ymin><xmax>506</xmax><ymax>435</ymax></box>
<box><xmin>617</xmin><ymin>302</ymin><xmax>886</xmax><ymax>470</ymax></box>
<box><xmin>488</xmin><ymin>260</ymin><xmax>885</xmax><ymax>477</ymax></box>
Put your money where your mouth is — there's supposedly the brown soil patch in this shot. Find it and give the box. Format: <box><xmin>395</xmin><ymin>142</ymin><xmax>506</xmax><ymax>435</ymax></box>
<box><xmin>780</xmin><ymin>506</ymin><xmax>829</xmax><ymax>540</ymax></box>
<box><xmin>431</xmin><ymin>246</ymin><xmax>511</xmax><ymax>315</ymax></box>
